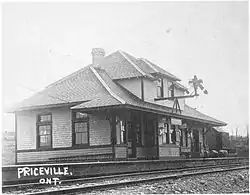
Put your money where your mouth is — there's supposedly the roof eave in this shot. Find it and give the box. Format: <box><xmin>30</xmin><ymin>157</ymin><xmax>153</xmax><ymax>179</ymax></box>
<box><xmin>113</xmin><ymin>74</ymin><xmax>157</xmax><ymax>81</ymax></box>
<box><xmin>6</xmin><ymin>101</ymin><xmax>89</xmax><ymax>113</ymax></box>
<box><xmin>70</xmin><ymin>103</ymin><xmax>227</xmax><ymax>127</ymax></box>
<box><xmin>151</xmin><ymin>72</ymin><xmax>181</xmax><ymax>81</ymax></box>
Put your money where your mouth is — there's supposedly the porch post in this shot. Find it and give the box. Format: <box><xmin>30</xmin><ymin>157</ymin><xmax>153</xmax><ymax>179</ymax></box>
<box><xmin>155</xmin><ymin>116</ymin><xmax>159</xmax><ymax>159</ymax></box>
<box><xmin>190</xmin><ymin>128</ymin><xmax>194</xmax><ymax>153</ymax></box>
<box><xmin>141</xmin><ymin>114</ymin><xmax>145</xmax><ymax>146</ymax></box>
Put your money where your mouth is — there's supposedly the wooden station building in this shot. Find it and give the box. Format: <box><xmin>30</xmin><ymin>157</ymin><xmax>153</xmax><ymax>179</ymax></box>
<box><xmin>11</xmin><ymin>48</ymin><xmax>226</xmax><ymax>164</ymax></box>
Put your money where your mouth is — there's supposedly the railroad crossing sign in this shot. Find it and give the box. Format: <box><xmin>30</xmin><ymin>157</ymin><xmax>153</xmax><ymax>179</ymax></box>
<box><xmin>155</xmin><ymin>75</ymin><xmax>208</xmax><ymax>114</ymax></box>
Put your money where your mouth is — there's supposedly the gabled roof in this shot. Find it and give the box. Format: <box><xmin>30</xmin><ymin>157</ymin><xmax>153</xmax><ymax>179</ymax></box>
<box><xmin>100</xmin><ymin>51</ymin><xmax>153</xmax><ymax>80</ymax></box>
<box><xmin>139</xmin><ymin>58</ymin><xmax>181</xmax><ymax>81</ymax></box>
<box><xmin>102</xmin><ymin>50</ymin><xmax>180</xmax><ymax>81</ymax></box>
<box><xmin>117</xmin><ymin>51</ymin><xmax>181</xmax><ymax>81</ymax></box>
<box><xmin>11</xmin><ymin>66</ymin><xmax>113</xmax><ymax>110</ymax></box>
<box><xmin>11</xmin><ymin>49</ymin><xmax>226</xmax><ymax>126</ymax></box>
<box><xmin>72</xmin><ymin>67</ymin><xmax>226</xmax><ymax>126</ymax></box>
<box><xmin>100</xmin><ymin>51</ymin><xmax>185</xmax><ymax>91</ymax></box>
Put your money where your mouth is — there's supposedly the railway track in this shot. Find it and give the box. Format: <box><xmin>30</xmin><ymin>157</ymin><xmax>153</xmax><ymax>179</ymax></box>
<box><xmin>3</xmin><ymin>163</ymin><xmax>248</xmax><ymax>195</ymax></box>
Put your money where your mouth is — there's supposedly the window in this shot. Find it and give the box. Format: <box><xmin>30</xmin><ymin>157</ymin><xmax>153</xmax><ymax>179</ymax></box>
<box><xmin>176</xmin><ymin>127</ymin><xmax>180</xmax><ymax>142</ymax></box>
<box><xmin>75</xmin><ymin>123</ymin><xmax>88</xmax><ymax>144</ymax></box>
<box><xmin>165</xmin><ymin>124</ymin><xmax>170</xmax><ymax>144</ymax></box>
<box><xmin>159</xmin><ymin>123</ymin><xmax>169</xmax><ymax>145</ymax></box>
<box><xmin>156</xmin><ymin>78</ymin><xmax>164</xmax><ymax>98</ymax></box>
<box><xmin>73</xmin><ymin>112</ymin><xmax>89</xmax><ymax>146</ymax></box>
<box><xmin>116</xmin><ymin>117</ymin><xmax>121</xmax><ymax>144</ymax></box>
<box><xmin>185</xmin><ymin>129</ymin><xmax>188</xmax><ymax>147</ymax></box>
<box><xmin>180</xmin><ymin>129</ymin><xmax>183</xmax><ymax>146</ymax></box>
<box><xmin>168</xmin><ymin>82</ymin><xmax>175</xmax><ymax>97</ymax></box>
<box><xmin>37</xmin><ymin>114</ymin><xmax>52</xmax><ymax>148</ymax></box>
<box><xmin>120</xmin><ymin>120</ymin><xmax>126</xmax><ymax>144</ymax></box>
<box><xmin>136</xmin><ymin>123</ymin><xmax>141</xmax><ymax>145</ymax></box>
<box><xmin>159</xmin><ymin>124</ymin><xmax>183</xmax><ymax>145</ymax></box>
<box><xmin>170</xmin><ymin>125</ymin><xmax>176</xmax><ymax>144</ymax></box>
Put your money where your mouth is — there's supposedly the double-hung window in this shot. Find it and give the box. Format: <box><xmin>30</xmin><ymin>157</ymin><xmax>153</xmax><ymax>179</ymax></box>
<box><xmin>116</xmin><ymin>119</ymin><xmax>127</xmax><ymax>145</ymax></box>
<box><xmin>170</xmin><ymin>125</ymin><xmax>176</xmax><ymax>144</ymax></box>
<box><xmin>159</xmin><ymin>123</ymin><xmax>170</xmax><ymax>145</ymax></box>
<box><xmin>72</xmin><ymin>112</ymin><xmax>89</xmax><ymax>146</ymax></box>
<box><xmin>136</xmin><ymin>122</ymin><xmax>141</xmax><ymax>145</ymax></box>
<box><xmin>37</xmin><ymin>114</ymin><xmax>52</xmax><ymax>149</ymax></box>
<box><xmin>180</xmin><ymin>129</ymin><xmax>183</xmax><ymax>146</ymax></box>
<box><xmin>168</xmin><ymin>82</ymin><xmax>175</xmax><ymax>97</ymax></box>
<box><xmin>156</xmin><ymin>78</ymin><xmax>164</xmax><ymax>98</ymax></box>
<box><xmin>120</xmin><ymin>120</ymin><xmax>126</xmax><ymax>144</ymax></box>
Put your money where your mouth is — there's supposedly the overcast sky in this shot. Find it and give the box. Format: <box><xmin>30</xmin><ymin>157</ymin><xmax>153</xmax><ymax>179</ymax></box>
<box><xmin>3</xmin><ymin>2</ymin><xmax>248</xmax><ymax>135</ymax></box>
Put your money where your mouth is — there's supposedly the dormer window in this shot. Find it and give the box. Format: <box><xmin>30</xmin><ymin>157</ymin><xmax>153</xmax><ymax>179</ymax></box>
<box><xmin>156</xmin><ymin>78</ymin><xmax>164</xmax><ymax>98</ymax></box>
<box><xmin>168</xmin><ymin>82</ymin><xmax>175</xmax><ymax>97</ymax></box>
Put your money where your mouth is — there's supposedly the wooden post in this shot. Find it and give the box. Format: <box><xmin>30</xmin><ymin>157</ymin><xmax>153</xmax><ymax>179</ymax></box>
<box><xmin>141</xmin><ymin>78</ymin><xmax>144</xmax><ymax>100</ymax></box>
<box><xmin>132</xmin><ymin>113</ymin><xmax>136</xmax><ymax>158</ymax></box>
<box><xmin>155</xmin><ymin>116</ymin><xmax>159</xmax><ymax>160</ymax></box>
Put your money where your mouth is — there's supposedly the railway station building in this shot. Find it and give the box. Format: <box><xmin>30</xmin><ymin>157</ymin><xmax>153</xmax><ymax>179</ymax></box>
<box><xmin>11</xmin><ymin>48</ymin><xmax>226</xmax><ymax>164</ymax></box>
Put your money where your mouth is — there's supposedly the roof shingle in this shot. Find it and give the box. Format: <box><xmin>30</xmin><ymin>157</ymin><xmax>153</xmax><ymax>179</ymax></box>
<box><xmin>11</xmin><ymin>49</ymin><xmax>226</xmax><ymax>126</ymax></box>
<box><xmin>141</xmin><ymin>58</ymin><xmax>181</xmax><ymax>81</ymax></box>
<box><xmin>13</xmin><ymin>66</ymin><xmax>111</xmax><ymax>109</ymax></box>
<box><xmin>72</xmin><ymin>67</ymin><xmax>226</xmax><ymax>126</ymax></box>
<box><xmin>100</xmin><ymin>51</ymin><xmax>143</xmax><ymax>80</ymax></box>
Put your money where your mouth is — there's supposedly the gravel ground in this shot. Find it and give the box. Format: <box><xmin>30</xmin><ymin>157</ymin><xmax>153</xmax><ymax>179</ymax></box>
<box><xmin>83</xmin><ymin>169</ymin><xmax>249</xmax><ymax>194</ymax></box>
<box><xmin>3</xmin><ymin>167</ymin><xmax>248</xmax><ymax>194</ymax></box>
<box><xmin>2</xmin><ymin>166</ymin><xmax>237</xmax><ymax>194</ymax></box>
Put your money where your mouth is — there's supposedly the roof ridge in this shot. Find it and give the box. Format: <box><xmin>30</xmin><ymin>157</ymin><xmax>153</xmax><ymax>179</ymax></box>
<box><xmin>90</xmin><ymin>66</ymin><xmax>126</xmax><ymax>104</ymax></box>
<box><xmin>118</xmin><ymin>50</ymin><xmax>147</xmax><ymax>77</ymax></box>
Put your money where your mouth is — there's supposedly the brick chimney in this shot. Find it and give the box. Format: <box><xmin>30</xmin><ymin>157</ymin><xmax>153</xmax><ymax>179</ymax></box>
<box><xmin>91</xmin><ymin>48</ymin><xmax>105</xmax><ymax>66</ymax></box>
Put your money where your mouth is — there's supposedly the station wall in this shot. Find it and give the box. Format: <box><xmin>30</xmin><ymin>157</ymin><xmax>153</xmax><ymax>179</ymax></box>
<box><xmin>16</xmin><ymin>107</ymin><xmax>112</xmax><ymax>163</ymax></box>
